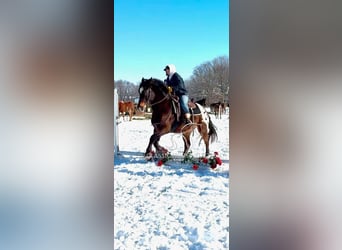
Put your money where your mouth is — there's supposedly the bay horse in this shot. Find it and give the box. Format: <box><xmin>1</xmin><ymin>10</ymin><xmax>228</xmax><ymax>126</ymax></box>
<box><xmin>194</xmin><ymin>98</ymin><xmax>206</xmax><ymax>107</ymax></box>
<box><xmin>210</xmin><ymin>102</ymin><xmax>224</xmax><ymax>119</ymax></box>
<box><xmin>138</xmin><ymin>77</ymin><xmax>217</xmax><ymax>158</ymax></box>
<box><xmin>119</xmin><ymin>101</ymin><xmax>134</xmax><ymax>121</ymax></box>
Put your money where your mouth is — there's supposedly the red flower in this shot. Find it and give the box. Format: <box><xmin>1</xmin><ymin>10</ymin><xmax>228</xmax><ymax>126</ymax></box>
<box><xmin>202</xmin><ymin>158</ymin><xmax>208</xmax><ymax>164</ymax></box>
<box><xmin>192</xmin><ymin>164</ymin><xmax>199</xmax><ymax>170</ymax></box>
<box><xmin>157</xmin><ymin>160</ymin><xmax>163</xmax><ymax>166</ymax></box>
<box><xmin>216</xmin><ymin>157</ymin><xmax>222</xmax><ymax>165</ymax></box>
<box><xmin>210</xmin><ymin>163</ymin><xmax>217</xmax><ymax>169</ymax></box>
<box><xmin>214</xmin><ymin>151</ymin><xmax>219</xmax><ymax>156</ymax></box>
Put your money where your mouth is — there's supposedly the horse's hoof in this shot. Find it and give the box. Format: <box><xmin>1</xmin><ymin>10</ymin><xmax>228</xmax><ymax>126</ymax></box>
<box><xmin>144</xmin><ymin>150</ymin><xmax>156</xmax><ymax>161</ymax></box>
<box><xmin>144</xmin><ymin>155</ymin><xmax>152</xmax><ymax>161</ymax></box>
<box><xmin>158</xmin><ymin>147</ymin><xmax>168</xmax><ymax>154</ymax></box>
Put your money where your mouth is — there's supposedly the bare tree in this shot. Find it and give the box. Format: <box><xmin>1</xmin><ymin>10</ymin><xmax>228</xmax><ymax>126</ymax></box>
<box><xmin>113</xmin><ymin>55</ymin><xmax>229</xmax><ymax>106</ymax></box>
<box><xmin>212</xmin><ymin>56</ymin><xmax>229</xmax><ymax>103</ymax></box>
<box><xmin>186</xmin><ymin>55</ymin><xmax>229</xmax><ymax>105</ymax></box>
<box><xmin>114</xmin><ymin>80</ymin><xmax>139</xmax><ymax>102</ymax></box>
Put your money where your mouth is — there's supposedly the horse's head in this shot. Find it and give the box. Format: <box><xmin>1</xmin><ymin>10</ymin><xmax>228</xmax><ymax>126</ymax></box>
<box><xmin>138</xmin><ymin>77</ymin><xmax>167</xmax><ymax>111</ymax></box>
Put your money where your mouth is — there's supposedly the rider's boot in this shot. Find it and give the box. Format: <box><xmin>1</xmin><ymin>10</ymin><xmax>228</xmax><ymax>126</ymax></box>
<box><xmin>184</xmin><ymin>113</ymin><xmax>192</xmax><ymax>124</ymax></box>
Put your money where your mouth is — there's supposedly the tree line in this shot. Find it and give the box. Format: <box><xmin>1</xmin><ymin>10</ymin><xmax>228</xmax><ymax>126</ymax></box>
<box><xmin>113</xmin><ymin>80</ymin><xmax>138</xmax><ymax>102</ymax></box>
<box><xmin>114</xmin><ymin>55</ymin><xmax>229</xmax><ymax>106</ymax></box>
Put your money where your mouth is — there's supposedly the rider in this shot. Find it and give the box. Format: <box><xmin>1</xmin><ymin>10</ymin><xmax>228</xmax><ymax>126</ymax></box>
<box><xmin>164</xmin><ymin>64</ymin><xmax>191</xmax><ymax>124</ymax></box>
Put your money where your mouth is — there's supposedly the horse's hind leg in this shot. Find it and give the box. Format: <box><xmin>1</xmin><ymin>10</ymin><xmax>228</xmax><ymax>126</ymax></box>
<box><xmin>198</xmin><ymin>123</ymin><xmax>210</xmax><ymax>156</ymax></box>
<box><xmin>182</xmin><ymin>131</ymin><xmax>191</xmax><ymax>155</ymax></box>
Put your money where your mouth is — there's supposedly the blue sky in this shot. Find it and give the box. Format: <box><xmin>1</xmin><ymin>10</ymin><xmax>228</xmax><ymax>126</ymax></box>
<box><xmin>114</xmin><ymin>0</ymin><xmax>229</xmax><ymax>84</ymax></box>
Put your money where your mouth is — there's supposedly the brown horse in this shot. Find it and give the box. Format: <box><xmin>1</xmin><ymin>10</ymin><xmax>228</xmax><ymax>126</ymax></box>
<box><xmin>191</xmin><ymin>98</ymin><xmax>206</xmax><ymax>107</ymax></box>
<box><xmin>210</xmin><ymin>102</ymin><xmax>224</xmax><ymax>119</ymax></box>
<box><xmin>138</xmin><ymin>78</ymin><xmax>217</xmax><ymax>158</ymax></box>
<box><xmin>119</xmin><ymin>101</ymin><xmax>134</xmax><ymax>121</ymax></box>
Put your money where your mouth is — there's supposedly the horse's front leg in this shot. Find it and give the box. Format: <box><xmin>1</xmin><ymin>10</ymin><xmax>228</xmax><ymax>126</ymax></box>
<box><xmin>153</xmin><ymin>135</ymin><xmax>168</xmax><ymax>155</ymax></box>
<box><xmin>144</xmin><ymin>133</ymin><xmax>159</xmax><ymax>158</ymax></box>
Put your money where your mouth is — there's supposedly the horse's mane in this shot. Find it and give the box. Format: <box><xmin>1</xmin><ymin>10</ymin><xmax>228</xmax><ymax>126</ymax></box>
<box><xmin>141</xmin><ymin>78</ymin><xmax>168</xmax><ymax>94</ymax></box>
<box><xmin>152</xmin><ymin>78</ymin><xmax>168</xmax><ymax>93</ymax></box>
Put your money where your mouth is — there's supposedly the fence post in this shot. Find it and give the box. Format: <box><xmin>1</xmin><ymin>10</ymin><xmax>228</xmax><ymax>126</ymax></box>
<box><xmin>114</xmin><ymin>88</ymin><xmax>119</xmax><ymax>155</ymax></box>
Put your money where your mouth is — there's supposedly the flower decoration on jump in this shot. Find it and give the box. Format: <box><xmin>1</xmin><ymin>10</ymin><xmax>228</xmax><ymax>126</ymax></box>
<box><xmin>182</xmin><ymin>151</ymin><xmax>202</xmax><ymax>171</ymax></box>
<box><xmin>184</xmin><ymin>151</ymin><xmax>223</xmax><ymax>170</ymax></box>
<box><xmin>155</xmin><ymin>152</ymin><xmax>172</xmax><ymax>167</ymax></box>
<box><xmin>156</xmin><ymin>160</ymin><xmax>163</xmax><ymax>167</ymax></box>
<box><xmin>200</xmin><ymin>151</ymin><xmax>223</xmax><ymax>169</ymax></box>
<box><xmin>154</xmin><ymin>150</ymin><xmax>223</xmax><ymax>169</ymax></box>
<box><xmin>192</xmin><ymin>164</ymin><xmax>199</xmax><ymax>170</ymax></box>
<box><xmin>182</xmin><ymin>151</ymin><xmax>196</xmax><ymax>164</ymax></box>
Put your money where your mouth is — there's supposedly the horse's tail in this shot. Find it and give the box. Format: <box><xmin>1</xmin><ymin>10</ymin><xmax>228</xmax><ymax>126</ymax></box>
<box><xmin>208</xmin><ymin>114</ymin><xmax>218</xmax><ymax>143</ymax></box>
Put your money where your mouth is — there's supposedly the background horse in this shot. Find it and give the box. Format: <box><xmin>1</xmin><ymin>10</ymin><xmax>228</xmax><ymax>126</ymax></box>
<box><xmin>210</xmin><ymin>102</ymin><xmax>224</xmax><ymax>119</ymax></box>
<box><xmin>195</xmin><ymin>98</ymin><xmax>206</xmax><ymax>107</ymax></box>
<box><xmin>119</xmin><ymin>101</ymin><xmax>134</xmax><ymax>121</ymax></box>
<box><xmin>138</xmin><ymin>78</ymin><xmax>217</xmax><ymax>158</ymax></box>
<box><xmin>190</xmin><ymin>98</ymin><xmax>206</xmax><ymax>107</ymax></box>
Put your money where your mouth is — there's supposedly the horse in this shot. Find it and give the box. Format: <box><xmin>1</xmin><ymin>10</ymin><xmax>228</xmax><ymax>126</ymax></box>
<box><xmin>210</xmin><ymin>102</ymin><xmax>224</xmax><ymax>119</ymax></box>
<box><xmin>195</xmin><ymin>98</ymin><xmax>207</xmax><ymax>107</ymax></box>
<box><xmin>118</xmin><ymin>101</ymin><xmax>134</xmax><ymax>121</ymax></box>
<box><xmin>190</xmin><ymin>98</ymin><xmax>206</xmax><ymax>107</ymax></box>
<box><xmin>137</xmin><ymin>77</ymin><xmax>218</xmax><ymax>158</ymax></box>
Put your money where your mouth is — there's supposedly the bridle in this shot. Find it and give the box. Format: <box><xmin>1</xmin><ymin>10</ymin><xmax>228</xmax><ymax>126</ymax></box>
<box><xmin>142</xmin><ymin>84</ymin><xmax>170</xmax><ymax>106</ymax></box>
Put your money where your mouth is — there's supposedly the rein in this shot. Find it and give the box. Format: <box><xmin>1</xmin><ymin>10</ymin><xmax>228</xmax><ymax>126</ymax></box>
<box><xmin>150</xmin><ymin>93</ymin><xmax>169</xmax><ymax>106</ymax></box>
<box><xmin>146</xmin><ymin>86</ymin><xmax>170</xmax><ymax>106</ymax></box>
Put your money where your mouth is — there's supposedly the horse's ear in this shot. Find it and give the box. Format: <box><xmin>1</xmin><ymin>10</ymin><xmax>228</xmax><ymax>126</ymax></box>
<box><xmin>150</xmin><ymin>77</ymin><xmax>152</xmax><ymax>80</ymax></box>
<box><xmin>142</xmin><ymin>77</ymin><xmax>144</xmax><ymax>82</ymax></box>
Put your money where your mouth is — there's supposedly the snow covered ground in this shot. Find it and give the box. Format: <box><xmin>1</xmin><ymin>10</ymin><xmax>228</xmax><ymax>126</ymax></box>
<box><xmin>114</xmin><ymin>112</ymin><xmax>229</xmax><ymax>249</ymax></box>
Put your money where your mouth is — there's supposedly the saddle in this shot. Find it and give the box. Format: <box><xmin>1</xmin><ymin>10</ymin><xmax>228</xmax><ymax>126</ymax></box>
<box><xmin>169</xmin><ymin>95</ymin><xmax>200</xmax><ymax>122</ymax></box>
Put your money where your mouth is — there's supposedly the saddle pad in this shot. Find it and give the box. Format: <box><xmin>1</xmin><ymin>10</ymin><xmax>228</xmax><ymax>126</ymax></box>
<box><xmin>190</xmin><ymin>103</ymin><xmax>203</xmax><ymax>115</ymax></box>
